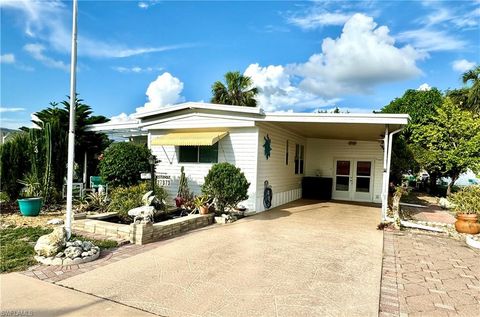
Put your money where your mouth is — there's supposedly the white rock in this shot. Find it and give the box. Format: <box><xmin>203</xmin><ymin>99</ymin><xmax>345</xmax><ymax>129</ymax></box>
<box><xmin>47</xmin><ymin>218</ymin><xmax>64</xmax><ymax>225</ymax></box>
<box><xmin>34</xmin><ymin>227</ymin><xmax>66</xmax><ymax>257</ymax></box>
<box><xmin>81</xmin><ymin>252</ymin><xmax>89</xmax><ymax>257</ymax></box>
<box><xmin>82</xmin><ymin>241</ymin><xmax>93</xmax><ymax>251</ymax></box>
<box><xmin>64</xmin><ymin>246</ymin><xmax>82</xmax><ymax>259</ymax></box>
<box><xmin>91</xmin><ymin>248</ymin><xmax>98</xmax><ymax>254</ymax></box>
<box><xmin>74</xmin><ymin>240</ymin><xmax>83</xmax><ymax>247</ymax></box>
<box><xmin>56</xmin><ymin>252</ymin><xmax>64</xmax><ymax>258</ymax></box>
<box><xmin>439</xmin><ymin>197</ymin><xmax>455</xmax><ymax>209</ymax></box>
<box><xmin>66</xmin><ymin>242</ymin><xmax>74</xmax><ymax>247</ymax></box>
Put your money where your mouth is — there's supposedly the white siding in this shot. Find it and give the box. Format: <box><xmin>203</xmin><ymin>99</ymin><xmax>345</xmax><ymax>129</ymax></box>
<box><xmin>256</xmin><ymin>123</ymin><xmax>307</xmax><ymax>211</ymax></box>
<box><xmin>144</xmin><ymin>113</ymin><xmax>255</xmax><ymax>130</ymax></box>
<box><xmin>150</xmin><ymin>127</ymin><xmax>258</xmax><ymax>210</ymax></box>
<box><xmin>305</xmin><ymin>139</ymin><xmax>384</xmax><ymax>203</ymax></box>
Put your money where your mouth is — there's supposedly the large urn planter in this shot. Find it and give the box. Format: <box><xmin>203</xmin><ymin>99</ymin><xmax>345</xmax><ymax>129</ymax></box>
<box><xmin>455</xmin><ymin>214</ymin><xmax>480</xmax><ymax>234</ymax></box>
<box><xmin>17</xmin><ymin>197</ymin><xmax>43</xmax><ymax>217</ymax></box>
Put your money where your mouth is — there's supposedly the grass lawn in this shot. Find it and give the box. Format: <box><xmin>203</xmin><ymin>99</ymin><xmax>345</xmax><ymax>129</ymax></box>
<box><xmin>0</xmin><ymin>226</ymin><xmax>118</xmax><ymax>273</ymax></box>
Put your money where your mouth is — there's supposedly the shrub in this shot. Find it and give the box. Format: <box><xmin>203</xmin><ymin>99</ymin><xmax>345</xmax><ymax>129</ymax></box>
<box><xmin>202</xmin><ymin>163</ymin><xmax>250</xmax><ymax>213</ymax></box>
<box><xmin>449</xmin><ymin>185</ymin><xmax>480</xmax><ymax>215</ymax></box>
<box><xmin>108</xmin><ymin>182</ymin><xmax>168</xmax><ymax>221</ymax></box>
<box><xmin>0</xmin><ymin>133</ymin><xmax>31</xmax><ymax>200</ymax></box>
<box><xmin>99</xmin><ymin>142</ymin><xmax>151</xmax><ymax>187</ymax></box>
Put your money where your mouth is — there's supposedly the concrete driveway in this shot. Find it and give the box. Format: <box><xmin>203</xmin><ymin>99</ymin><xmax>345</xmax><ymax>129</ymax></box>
<box><xmin>59</xmin><ymin>200</ymin><xmax>383</xmax><ymax>317</ymax></box>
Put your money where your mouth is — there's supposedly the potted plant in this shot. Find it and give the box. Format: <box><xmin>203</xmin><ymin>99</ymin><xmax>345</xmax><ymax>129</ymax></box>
<box><xmin>17</xmin><ymin>173</ymin><xmax>43</xmax><ymax>217</ymax></box>
<box><xmin>449</xmin><ymin>185</ymin><xmax>480</xmax><ymax>234</ymax></box>
<box><xmin>194</xmin><ymin>195</ymin><xmax>210</xmax><ymax>215</ymax></box>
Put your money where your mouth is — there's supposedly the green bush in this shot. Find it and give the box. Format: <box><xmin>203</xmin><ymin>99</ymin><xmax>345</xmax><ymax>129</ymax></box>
<box><xmin>108</xmin><ymin>182</ymin><xmax>168</xmax><ymax>221</ymax></box>
<box><xmin>449</xmin><ymin>185</ymin><xmax>480</xmax><ymax>215</ymax></box>
<box><xmin>99</xmin><ymin>142</ymin><xmax>151</xmax><ymax>187</ymax></box>
<box><xmin>202</xmin><ymin>163</ymin><xmax>250</xmax><ymax>213</ymax></box>
<box><xmin>0</xmin><ymin>133</ymin><xmax>31</xmax><ymax>200</ymax></box>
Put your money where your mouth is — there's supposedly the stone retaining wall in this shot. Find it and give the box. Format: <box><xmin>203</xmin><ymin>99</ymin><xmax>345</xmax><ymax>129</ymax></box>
<box><xmin>72</xmin><ymin>214</ymin><xmax>214</xmax><ymax>245</ymax></box>
<box><xmin>130</xmin><ymin>214</ymin><xmax>214</xmax><ymax>245</ymax></box>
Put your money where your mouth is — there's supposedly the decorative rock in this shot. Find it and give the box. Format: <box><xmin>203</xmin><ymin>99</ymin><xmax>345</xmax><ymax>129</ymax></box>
<box><xmin>66</xmin><ymin>241</ymin><xmax>74</xmax><ymax>247</ymax></box>
<box><xmin>81</xmin><ymin>252</ymin><xmax>89</xmax><ymax>257</ymax></box>
<box><xmin>128</xmin><ymin>206</ymin><xmax>155</xmax><ymax>224</ymax></box>
<box><xmin>91</xmin><ymin>248</ymin><xmax>98</xmax><ymax>254</ymax></box>
<box><xmin>74</xmin><ymin>240</ymin><xmax>83</xmax><ymax>247</ymax></box>
<box><xmin>64</xmin><ymin>246</ymin><xmax>82</xmax><ymax>259</ymax></box>
<box><xmin>47</xmin><ymin>218</ymin><xmax>64</xmax><ymax>225</ymax></box>
<box><xmin>439</xmin><ymin>197</ymin><xmax>455</xmax><ymax>209</ymax></box>
<box><xmin>82</xmin><ymin>241</ymin><xmax>93</xmax><ymax>251</ymax></box>
<box><xmin>215</xmin><ymin>216</ymin><xmax>227</xmax><ymax>224</ymax></box>
<box><xmin>34</xmin><ymin>227</ymin><xmax>66</xmax><ymax>257</ymax></box>
<box><xmin>56</xmin><ymin>252</ymin><xmax>64</xmax><ymax>258</ymax></box>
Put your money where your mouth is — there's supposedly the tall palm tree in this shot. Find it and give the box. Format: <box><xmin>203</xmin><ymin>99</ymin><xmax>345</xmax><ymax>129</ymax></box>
<box><xmin>462</xmin><ymin>66</ymin><xmax>480</xmax><ymax>113</ymax></box>
<box><xmin>211</xmin><ymin>71</ymin><xmax>259</xmax><ymax>107</ymax></box>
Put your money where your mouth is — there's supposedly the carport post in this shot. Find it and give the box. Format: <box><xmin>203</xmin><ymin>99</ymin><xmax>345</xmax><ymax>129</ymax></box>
<box><xmin>381</xmin><ymin>126</ymin><xmax>389</xmax><ymax>220</ymax></box>
<box><xmin>383</xmin><ymin>127</ymin><xmax>404</xmax><ymax>221</ymax></box>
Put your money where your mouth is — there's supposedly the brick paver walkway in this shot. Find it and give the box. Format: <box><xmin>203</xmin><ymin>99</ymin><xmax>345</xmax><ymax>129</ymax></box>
<box><xmin>403</xmin><ymin>205</ymin><xmax>456</xmax><ymax>224</ymax></box>
<box><xmin>380</xmin><ymin>229</ymin><xmax>480</xmax><ymax>316</ymax></box>
<box><xmin>22</xmin><ymin>242</ymin><xmax>159</xmax><ymax>283</ymax></box>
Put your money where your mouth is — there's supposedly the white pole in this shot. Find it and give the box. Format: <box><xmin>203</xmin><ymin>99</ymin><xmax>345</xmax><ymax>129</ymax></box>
<box><xmin>65</xmin><ymin>0</ymin><xmax>78</xmax><ymax>239</ymax></box>
<box><xmin>381</xmin><ymin>126</ymin><xmax>389</xmax><ymax>220</ymax></box>
<box><xmin>383</xmin><ymin>128</ymin><xmax>403</xmax><ymax>221</ymax></box>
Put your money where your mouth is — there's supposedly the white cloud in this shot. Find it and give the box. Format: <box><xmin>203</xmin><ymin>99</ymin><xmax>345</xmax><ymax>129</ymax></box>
<box><xmin>135</xmin><ymin>72</ymin><xmax>185</xmax><ymax>113</ymax></box>
<box><xmin>138</xmin><ymin>1</ymin><xmax>160</xmax><ymax>10</ymax></box>
<box><xmin>110</xmin><ymin>112</ymin><xmax>136</xmax><ymax>123</ymax></box>
<box><xmin>291</xmin><ymin>14</ymin><xmax>424</xmax><ymax>98</ymax></box>
<box><xmin>23</xmin><ymin>43</ymin><xmax>69</xmax><ymax>71</ymax></box>
<box><xmin>0</xmin><ymin>107</ymin><xmax>25</xmax><ymax>113</ymax></box>
<box><xmin>1</xmin><ymin>0</ymin><xmax>190</xmax><ymax>59</ymax></box>
<box><xmin>138</xmin><ymin>2</ymin><xmax>149</xmax><ymax>9</ymax></box>
<box><xmin>397</xmin><ymin>29</ymin><xmax>466</xmax><ymax>52</ymax></box>
<box><xmin>0</xmin><ymin>53</ymin><xmax>15</xmax><ymax>64</ymax></box>
<box><xmin>244</xmin><ymin>63</ymin><xmax>339</xmax><ymax>112</ymax></box>
<box><xmin>417</xmin><ymin>83</ymin><xmax>432</xmax><ymax>91</ymax></box>
<box><xmin>288</xmin><ymin>11</ymin><xmax>352</xmax><ymax>29</ymax></box>
<box><xmin>112</xmin><ymin>66</ymin><xmax>163</xmax><ymax>73</ymax></box>
<box><xmin>452</xmin><ymin>59</ymin><xmax>476</xmax><ymax>73</ymax></box>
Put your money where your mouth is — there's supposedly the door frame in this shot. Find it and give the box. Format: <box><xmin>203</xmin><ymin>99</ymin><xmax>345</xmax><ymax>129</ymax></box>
<box><xmin>332</xmin><ymin>158</ymin><xmax>375</xmax><ymax>202</ymax></box>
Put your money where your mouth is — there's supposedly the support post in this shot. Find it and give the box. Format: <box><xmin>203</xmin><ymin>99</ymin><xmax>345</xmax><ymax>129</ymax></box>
<box><xmin>381</xmin><ymin>126</ymin><xmax>389</xmax><ymax>221</ymax></box>
<box><xmin>65</xmin><ymin>0</ymin><xmax>78</xmax><ymax>239</ymax></box>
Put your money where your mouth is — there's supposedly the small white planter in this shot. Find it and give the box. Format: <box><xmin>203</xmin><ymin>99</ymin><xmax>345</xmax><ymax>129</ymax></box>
<box><xmin>466</xmin><ymin>236</ymin><xmax>480</xmax><ymax>249</ymax></box>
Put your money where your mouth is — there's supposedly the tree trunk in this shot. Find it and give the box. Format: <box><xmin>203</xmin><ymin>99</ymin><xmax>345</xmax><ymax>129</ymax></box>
<box><xmin>428</xmin><ymin>172</ymin><xmax>437</xmax><ymax>195</ymax></box>
<box><xmin>446</xmin><ymin>174</ymin><xmax>459</xmax><ymax>196</ymax></box>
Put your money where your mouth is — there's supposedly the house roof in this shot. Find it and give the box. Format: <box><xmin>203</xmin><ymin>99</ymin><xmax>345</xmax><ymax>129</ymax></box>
<box><xmin>86</xmin><ymin>102</ymin><xmax>409</xmax><ymax>140</ymax></box>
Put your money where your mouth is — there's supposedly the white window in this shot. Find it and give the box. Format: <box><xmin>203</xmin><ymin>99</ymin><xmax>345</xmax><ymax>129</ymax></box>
<box><xmin>295</xmin><ymin>144</ymin><xmax>304</xmax><ymax>174</ymax></box>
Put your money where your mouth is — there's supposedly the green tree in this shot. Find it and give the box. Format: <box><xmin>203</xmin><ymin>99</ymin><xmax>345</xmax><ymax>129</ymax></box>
<box><xmin>411</xmin><ymin>98</ymin><xmax>480</xmax><ymax>196</ymax></box>
<box><xmin>211</xmin><ymin>71</ymin><xmax>258</xmax><ymax>107</ymax></box>
<box><xmin>462</xmin><ymin>65</ymin><xmax>480</xmax><ymax>112</ymax></box>
<box><xmin>380</xmin><ymin>88</ymin><xmax>444</xmax><ymax>185</ymax></box>
<box><xmin>22</xmin><ymin>96</ymin><xmax>109</xmax><ymax>194</ymax></box>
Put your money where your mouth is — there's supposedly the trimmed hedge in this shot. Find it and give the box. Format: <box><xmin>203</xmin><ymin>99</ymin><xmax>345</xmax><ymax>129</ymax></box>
<box><xmin>99</xmin><ymin>142</ymin><xmax>151</xmax><ymax>187</ymax></box>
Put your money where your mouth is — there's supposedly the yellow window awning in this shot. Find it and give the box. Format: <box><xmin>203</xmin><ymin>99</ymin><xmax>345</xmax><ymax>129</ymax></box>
<box><xmin>151</xmin><ymin>131</ymin><xmax>228</xmax><ymax>146</ymax></box>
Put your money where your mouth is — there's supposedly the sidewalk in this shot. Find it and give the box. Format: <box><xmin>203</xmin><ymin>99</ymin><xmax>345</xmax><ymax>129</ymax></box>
<box><xmin>0</xmin><ymin>273</ymin><xmax>155</xmax><ymax>317</ymax></box>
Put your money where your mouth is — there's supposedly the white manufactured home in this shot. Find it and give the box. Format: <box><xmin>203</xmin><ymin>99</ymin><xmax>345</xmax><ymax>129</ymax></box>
<box><xmin>88</xmin><ymin>102</ymin><xmax>408</xmax><ymax>219</ymax></box>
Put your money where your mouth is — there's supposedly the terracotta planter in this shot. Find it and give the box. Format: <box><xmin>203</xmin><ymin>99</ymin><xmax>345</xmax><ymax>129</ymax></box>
<box><xmin>455</xmin><ymin>213</ymin><xmax>480</xmax><ymax>234</ymax></box>
<box><xmin>199</xmin><ymin>206</ymin><xmax>209</xmax><ymax>215</ymax></box>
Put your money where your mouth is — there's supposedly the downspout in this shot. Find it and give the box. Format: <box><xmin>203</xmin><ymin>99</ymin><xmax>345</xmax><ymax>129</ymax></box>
<box><xmin>382</xmin><ymin>127</ymin><xmax>404</xmax><ymax>221</ymax></box>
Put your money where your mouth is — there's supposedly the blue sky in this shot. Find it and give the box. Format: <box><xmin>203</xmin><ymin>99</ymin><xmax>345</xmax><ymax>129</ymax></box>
<box><xmin>1</xmin><ymin>0</ymin><xmax>479</xmax><ymax>128</ymax></box>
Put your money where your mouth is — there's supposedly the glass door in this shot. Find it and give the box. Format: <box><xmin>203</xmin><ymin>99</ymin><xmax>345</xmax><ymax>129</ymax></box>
<box><xmin>353</xmin><ymin>160</ymin><xmax>373</xmax><ymax>201</ymax></box>
<box><xmin>333</xmin><ymin>160</ymin><xmax>352</xmax><ymax>200</ymax></box>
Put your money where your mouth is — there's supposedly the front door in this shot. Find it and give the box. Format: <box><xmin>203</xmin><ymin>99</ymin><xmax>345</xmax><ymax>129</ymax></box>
<box><xmin>333</xmin><ymin>159</ymin><xmax>373</xmax><ymax>201</ymax></box>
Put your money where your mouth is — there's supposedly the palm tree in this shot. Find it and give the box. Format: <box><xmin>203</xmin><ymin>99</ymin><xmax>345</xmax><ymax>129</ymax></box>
<box><xmin>462</xmin><ymin>66</ymin><xmax>480</xmax><ymax>113</ymax></box>
<box><xmin>211</xmin><ymin>71</ymin><xmax>259</xmax><ymax>107</ymax></box>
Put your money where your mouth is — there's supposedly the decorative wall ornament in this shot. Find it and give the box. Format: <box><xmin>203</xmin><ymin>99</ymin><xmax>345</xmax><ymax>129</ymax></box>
<box><xmin>263</xmin><ymin>134</ymin><xmax>272</xmax><ymax>159</ymax></box>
